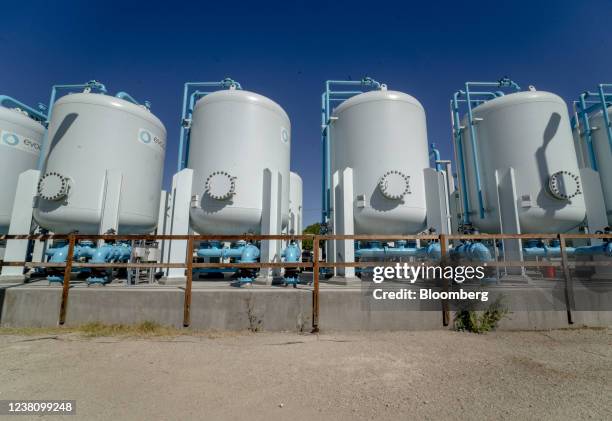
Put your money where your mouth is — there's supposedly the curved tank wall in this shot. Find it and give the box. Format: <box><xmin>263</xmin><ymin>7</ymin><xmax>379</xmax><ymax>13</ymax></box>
<box><xmin>0</xmin><ymin>107</ymin><xmax>45</xmax><ymax>233</ymax></box>
<box><xmin>289</xmin><ymin>171</ymin><xmax>303</xmax><ymax>235</ymax></box>
<box><xmin>589</xmin><ymin>109</ymin><xmax>612</xmax><ymax>225</ymax></box>
<box><xmin>459</xmin><ymin>91</ymin><xmax>586</xmax><ymax>233</ymax></box>
<box><xmin>330</xmin><ymin>90</ymin><xmax>428</xmax><ymax>235</ymax></box>
<box><xmin>188</xmin><ymin>89</ymin><xmax>290</xmax><ymax>235</ymax></box>
<box><xmin>33</xmin><ymin>93</ymin><xmax>166</xmax><ymax>234</ymax></box>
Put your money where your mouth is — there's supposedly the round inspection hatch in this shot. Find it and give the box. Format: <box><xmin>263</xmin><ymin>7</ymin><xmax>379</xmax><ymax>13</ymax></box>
<box><xmin>548</xmin><ymin>171</ymin><xmax>581</xmax><ymax>200</ymax></box>
<box><xmin>205</xmin><ymin>171</ymin><xmax>236</xmax><ymax>200</ymax></box>
<box><xmin>38</xmin><ymin>172</ymin><xmax>69</xmax><ymax>201</ymax></box>
<box><xmin>378</xmin><ymin>170</ymin><xmax>410</xmax><ymax>200</ymax></box>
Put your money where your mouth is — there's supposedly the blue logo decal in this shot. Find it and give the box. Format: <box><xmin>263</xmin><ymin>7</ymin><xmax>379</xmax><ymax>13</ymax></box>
<box><xmin>2</xmin><ymin>132</ymin><xmax>19</xmax><ymax>146</ymax></box>
<box><xmin>140</xmin><ymin>130</ymin><xmax>152</xmax><ymax>144</ymax></box>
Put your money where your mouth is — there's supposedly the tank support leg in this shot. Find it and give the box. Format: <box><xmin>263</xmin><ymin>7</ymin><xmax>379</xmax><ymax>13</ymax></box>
<box><xmin>424</xmin><ymin>168</ymin><xmax>451</xmax><ymax>234</ymax></box>
<box><xmin>494</xmin><ymin>168</ymin><xmax>526</xmax><ymax>278</ymax></box>
<box><xmin>99</xmin><ymin>170</ymin><xmax>123</xmax><ymax>239</ymax></box>
<box><xmin>257</xmin><ymin>168</ymin><xmax>282</xmax><ymax>285</ymax></box>
<box><xmin>332</xmin><ymin>167</ymin><xmax>356</xmax><ymax>279</ymax></box>
<box><xmin>162</xmin><ymin>169</ymin><xmax>193</xmax><ymax>282</ymax></box>
<box><xmin>0</xmin><ymin>169</ymin><xmax>40</xmax><ymax>280</ymax></box>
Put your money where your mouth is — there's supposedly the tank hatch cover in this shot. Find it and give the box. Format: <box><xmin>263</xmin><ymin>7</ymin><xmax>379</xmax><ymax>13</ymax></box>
<box><xmin>205</xmin><ymin>171</ymin><xmax>236</xmax><ymax>200</ymax></box>
<box><xmin>379</xmin><ymin>170</ymin><xmax>410</xmax><ymax>200</ymax></box>
<box><xmin>548</xmin><ymin>171</ymin><xmax>581</xmax><ymax>200</ymax></box>
<box><xmin>38</xmin><ymin>172</ymin><xmax>69</xmax><ymax>201</ymax></box>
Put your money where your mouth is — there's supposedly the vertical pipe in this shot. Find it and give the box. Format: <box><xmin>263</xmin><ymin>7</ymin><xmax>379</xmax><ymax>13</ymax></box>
<box><xmin>464</xmin><ymin>84</ymin><xmax>485</xmax><ymax>219</ymax></box>
<box><xmin>578</xmin><ymin>94</ymin><xmax>598</xmax><ymax>171</ymax></box>
<box><xmin>597</xmin><ymin>84</ymin><xmax>612</xmax><ymax>156</ymax></box>
<box><xmin>177</xmin><ymin>83</ymin><xmax>190</xmax><ymax>172</ymax></box>
<box><xmin>451</xmin><ymin>98</ymin><xmax>471</xmax><ymax>225</ymax></box>
<box><xmin>59</xmin><ymin>234</ymin><xmax>76</xmax><ymax>325</ymax></box>
<box><xmin>183</xmin><ymin>236</ymin><xmax>194</xmax><ymax>327</ymax></box>
<box><xmin>312</xmin><ymin>235</ymin><xmax>320</xmax><ymax>333</ymax></box>
<box><xmin>321</xmin><ymin>93</ymin><xmax>327</xmax><ymax>223</ymax></box>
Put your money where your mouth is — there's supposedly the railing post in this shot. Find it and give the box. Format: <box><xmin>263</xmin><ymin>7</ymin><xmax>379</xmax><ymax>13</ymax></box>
<box><xmin>558</xmin><ymin>234</ymin><xmax>574</xmax><ymax>325</ymax></box>
<box><xmin>439</xmin><ymin>234</ymin><xmax>450</xmax><ymax>326</ymax></box>
<box><xmin>183</xmin><ymin>236</ymin><xmax>194</xmax><ymax>327</ymax></box>
<box><xmin>58</xmin><ymin>234</ymin><xmax>76</xmax><ymax>325</ymax></box>
<box><xmin>312</xmin><ymin>235</ymin><xmax>320</xmax><ymax>333</ymax></box>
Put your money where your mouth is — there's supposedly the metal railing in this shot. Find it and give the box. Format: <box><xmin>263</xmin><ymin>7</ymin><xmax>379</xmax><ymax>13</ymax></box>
<box><xmin>1</xmin><ymin>233</ymin><xmax>611</xmax><ymax>331</ymax></box>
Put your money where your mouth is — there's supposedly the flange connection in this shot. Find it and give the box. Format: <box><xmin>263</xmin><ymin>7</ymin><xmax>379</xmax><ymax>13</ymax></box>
<box><xmin>378</xmin><ymin>170</ymin><xmax>410</xmax><ymax>200</ymax></box>
<box><xmin>38</xmin><ymin>172</ymin><xmax>70</xmax><ymax>201</ymax></box>
<box><xmin>548</xmin><ymin>170</ymin><xmax>581</xmax><ymax>200</ymax></box>
<box><xmin>205</xmin><ymin>171</ymin><xmax>236</xmax><ymax>200</ymax></box>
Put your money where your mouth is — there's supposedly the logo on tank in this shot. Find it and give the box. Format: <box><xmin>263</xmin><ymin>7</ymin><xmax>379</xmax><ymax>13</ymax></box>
<box><xmin>0</xmin><ymin>130</ymin><xmax>41</xmax><ymax>155</ymax></box>
<box><xmin>280</xmin><ymin>127</ymin><xmax>289</xmax><ymax>144</ymax></box>
<box><xmin>138</xmin><ymin>128</ymin><xmax>165</xmax><ymax>151</ymax></box>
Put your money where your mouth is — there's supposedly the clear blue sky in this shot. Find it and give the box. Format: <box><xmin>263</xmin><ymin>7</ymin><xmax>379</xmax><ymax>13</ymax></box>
<box><xmin>2</xmin><ymin>0</ymin><xmax>611</xmax><ymax>227</ymax></box>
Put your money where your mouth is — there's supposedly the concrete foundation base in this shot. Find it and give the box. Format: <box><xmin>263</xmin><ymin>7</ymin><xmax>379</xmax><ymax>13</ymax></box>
<box><xmin>324</xmin><ymin>276</ymin><xmax>362</xmax><ymax>286</ymax></box>
<box><xmin>159</xmin><ymin>277</ymin><xmax>186</xmax><ymax>286</ymax></box>
<box><xmin>0</xmin><ymin>280</ymin><xmax>611</xmax><ymax>331</ymax></box>
<box><xmin>0</xmin><ymin>275</ymin><xmax>27</xmax><ymax>284</ymax></box>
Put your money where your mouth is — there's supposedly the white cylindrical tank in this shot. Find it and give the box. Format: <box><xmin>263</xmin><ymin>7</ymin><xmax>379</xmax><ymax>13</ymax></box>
<box><xmin>188</xmin><ymin>89</ymin><xmax>290</xmax><ymax>234</ymax></box>
<box><xmin>0</xmin><ymin>106</ymin><xmax>45</xmax><ymax>233</ymax></box>
<box><xmin>459</xmin><ymin>91</ymin><xmax>586</xmax><ymax>233</ymax></box>
<box><xmin>330</xmin><ymin>90</ymin><xmax>429</xmax><ymax>234</ymax></box>
<box><xmin>33</xmin><ymin>93</ymin><xmax>166</xmax><ymax>234</ymax></box>
<box><xmin>289</xmin><ymin>171</ymin><xmax>303</xmax><ymax>235</ymax></box>
<box><xmin>588</xmin><ymin>109</ymin><xmax>612</xmax><ymax>225</ymax></box>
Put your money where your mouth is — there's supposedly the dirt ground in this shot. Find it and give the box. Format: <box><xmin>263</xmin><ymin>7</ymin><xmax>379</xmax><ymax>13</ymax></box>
<box><xmin>0</xmin><ymin>328</ymin><xmax>611</xmax><ymax>421</ymax></box>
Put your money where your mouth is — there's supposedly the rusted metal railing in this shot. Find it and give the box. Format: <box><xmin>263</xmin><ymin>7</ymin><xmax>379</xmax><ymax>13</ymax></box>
<box><xmin>1</xmin><ymin>232</ymin><xmax>611</xmax><ymax>330</ymax></box>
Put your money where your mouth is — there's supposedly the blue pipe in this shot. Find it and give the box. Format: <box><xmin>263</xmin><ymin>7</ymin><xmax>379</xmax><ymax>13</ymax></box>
<box><xmin>282</xmin><ymin>242</ymin><xmax>301</xmax><ymax>263</ymax></box>
<box><xmin>0</xmin><ymin>95</ymin><xmax>47</xmax><ymax>122</ymax></box>
<box><xmin>578</xmin><ymin>93</ymin><xmax>599</xmax><ymax>171</ymax></box>
<box><xmin>37</xmin><ymin>80</ymin><xmax>107</xmax><ymax>170</ymax></box>
<box><xmin>597</xmin><ymin>84</ymin><xmax>612</xmax><ymax>156</ymax></box>
<box><xmin>115</xmin><ymin>91</ymin><xmax>151</xmax><ymax>109</ymax></box>
<box><xmin>450</xmin><ymin>242</ymin><xmax>493</xmax><ymax>262</ymax></box>
<box><xmin>429</xmin><ymin>143</ymin><xmax>442</xmax><ymax>172</ymax></box>
<box><xmin>177</xmin><ymin>78</ymin><xmax>242</xmax><ymax>171</ymax></box>
<box><xmin>354</xmin><ymin>242</ymin><xmax>441</xmax><ymax>260</ymax></box>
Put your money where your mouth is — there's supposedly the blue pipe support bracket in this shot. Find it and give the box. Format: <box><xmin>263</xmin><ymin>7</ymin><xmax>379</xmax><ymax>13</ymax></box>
<box><xmin>0</xmin><ymin>95</ymin><xmax>47</xmax><ymax>123</ymax></box>
<box><xmin>177</xmin><ymin>78</ymin><xmax>242</xmax><ymax>171</ymax></box>
<box><xmin>320</xmin><ymin>77</ymin><xmax>383</xmax><ymax>223</ymax></box>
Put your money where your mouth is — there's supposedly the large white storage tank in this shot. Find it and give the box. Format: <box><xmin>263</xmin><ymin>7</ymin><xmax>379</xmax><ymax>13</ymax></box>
<box><xmin>587</xmin><ymin>109</ymin><xmax>612</xmax><ymax>225</ymax></box>
<box><xmin>289</xmin><ymin>171</ymin><xmax>302</xmax><ymax>235</ymax></box>
<box><xmin>0</xmin><ymin>105</ymin><xmax>45</xmax><ymax>233</ymax></box>
<box><xmin>330</xmin><ymin>89</ymin><xmax>428</xmax><ymax>234</ymax></box>
<box><xmin>33</xmin><ymin>93</ymin><xmax>166</xmax><ymax>234</ymax></box>
<box><xmin>459</xmin><ymin>91</ymin><xmax>586</xmax><ymax>233</ymax></box>
<box><xmin>188</xmin><ymin>89</ymin><xmax>290</xmax><ymax>234</ymax></box>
